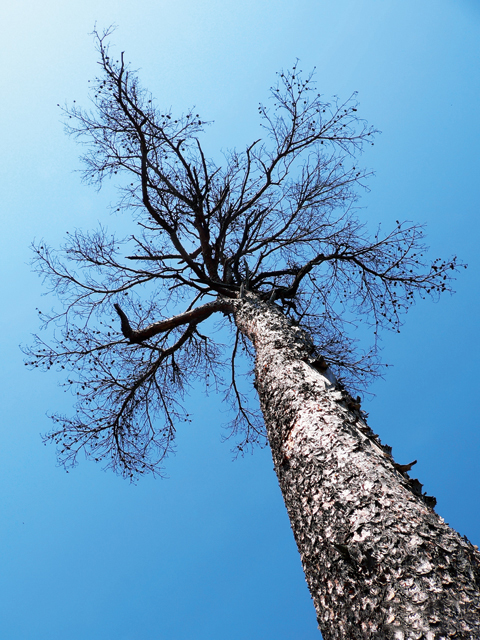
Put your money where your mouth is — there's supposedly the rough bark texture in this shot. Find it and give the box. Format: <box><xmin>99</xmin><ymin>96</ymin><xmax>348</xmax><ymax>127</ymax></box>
<box><xmin>233</xmin><ymin>293</ymin><xmax>480</xmax><ymax>640</ymax></box>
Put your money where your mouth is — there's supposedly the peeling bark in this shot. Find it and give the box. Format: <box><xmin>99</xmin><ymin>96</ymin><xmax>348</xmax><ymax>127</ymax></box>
<box><xmin>233</xmin><ymin>293</ymin><xmax>480</xmax><ymax>640</ymax></box>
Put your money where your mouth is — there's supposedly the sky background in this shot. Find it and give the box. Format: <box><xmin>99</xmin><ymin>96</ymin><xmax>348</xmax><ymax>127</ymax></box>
<box><xmin>0</xmin><ymin>1</ymin><xmax>479</xmax><ymax>638</ymax></box>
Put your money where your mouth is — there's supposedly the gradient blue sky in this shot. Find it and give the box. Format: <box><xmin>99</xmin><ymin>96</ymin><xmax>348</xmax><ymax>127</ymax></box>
<box><xmin>1</xmin><ymin>2</ymin><xmax>479</xmax><ymax>638</ymax></box>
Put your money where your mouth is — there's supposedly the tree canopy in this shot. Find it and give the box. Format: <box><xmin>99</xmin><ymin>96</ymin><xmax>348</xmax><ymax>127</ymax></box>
<box><xmin>26</xmin><ymin>29</ymin><xmax>461</xmax><ymax>479</ymax></box>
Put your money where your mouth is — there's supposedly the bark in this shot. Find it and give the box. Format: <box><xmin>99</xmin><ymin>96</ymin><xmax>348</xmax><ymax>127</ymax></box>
<box><xmin>233</xmin><ymin>293</ymin><xmax>480</xmax><ymax>640</ymax></box>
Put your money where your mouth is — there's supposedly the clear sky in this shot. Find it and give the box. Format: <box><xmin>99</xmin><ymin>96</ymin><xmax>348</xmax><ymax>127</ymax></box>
<box><xmin>0</xmin><ymin>1</ymin><xmax>479</xmax><ymax>638</ymax></box>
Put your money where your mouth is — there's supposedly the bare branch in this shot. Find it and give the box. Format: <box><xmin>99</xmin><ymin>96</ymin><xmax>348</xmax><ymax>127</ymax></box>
<box><xmin>113</xmin><ymin>298</ymin><xmax>233</xmax><ymax>343</ymax></box>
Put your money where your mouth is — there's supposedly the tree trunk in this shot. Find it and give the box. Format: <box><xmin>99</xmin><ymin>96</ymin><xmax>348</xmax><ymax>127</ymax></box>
<box><xmin>233</xmin><ymin>293</ymin><xmax>480</xmax><ymax>640</ymax></box>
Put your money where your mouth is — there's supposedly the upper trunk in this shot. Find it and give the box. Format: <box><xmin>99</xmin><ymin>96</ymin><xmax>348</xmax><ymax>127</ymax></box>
<box><xmin>233</xmin><ymin>293</ymin><xmax>480</xmax><ymax>640</ymax></box>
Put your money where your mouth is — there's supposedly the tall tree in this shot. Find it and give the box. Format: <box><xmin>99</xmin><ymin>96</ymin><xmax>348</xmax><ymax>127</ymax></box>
<box><xmin>27</xmin><ymin>30</ymin><xmax>480</xmax><ymax>639</ymax></box>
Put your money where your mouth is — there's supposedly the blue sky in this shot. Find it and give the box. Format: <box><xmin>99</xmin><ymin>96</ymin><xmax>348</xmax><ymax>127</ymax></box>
<box><xmin>0</xmin><ymin>1</ymin><xmax>479</xmax><ymax>638</ymax></box>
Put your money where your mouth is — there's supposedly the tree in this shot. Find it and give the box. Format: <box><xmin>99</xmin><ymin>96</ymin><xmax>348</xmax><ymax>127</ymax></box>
<box><xmin>27</xmin><ymin>29</ymin><xmax>480</xmax><ymax>639</ymax></box>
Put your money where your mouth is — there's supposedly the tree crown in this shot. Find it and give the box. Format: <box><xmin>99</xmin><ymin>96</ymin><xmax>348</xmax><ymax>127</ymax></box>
<box><xmin>26</xmin><ymin>29</ymin><xmax>461</xmax><ymax>479</ymax></box>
